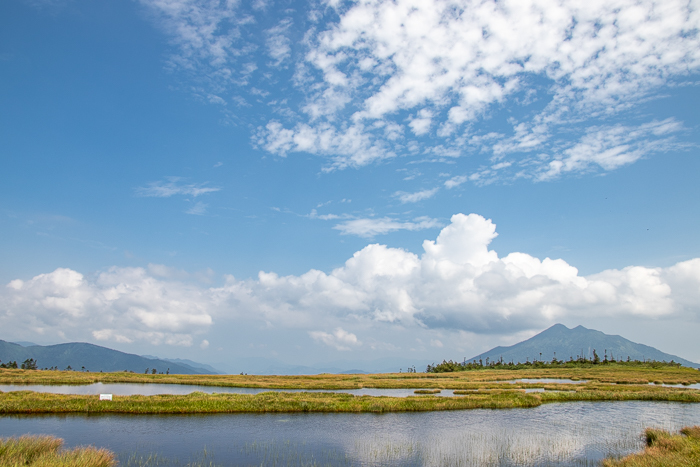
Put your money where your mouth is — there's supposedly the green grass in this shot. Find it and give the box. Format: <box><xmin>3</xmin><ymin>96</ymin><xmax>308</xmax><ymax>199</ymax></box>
<box><xmin>0</xmin><ymin>435</ymin><xmax>115</xmax><ymax>467</ymax></box>
<box><xmin>603</xmin><ymin>426</ymin><xmax>700</xmax><ymax>466</ymax></box>
<box><xmin>0</xmin><ymin>389</ymin><xmax>542</xmax><ymax>414</ymax></box>
<box><xmin>413</xmin><ymin>389</ymin><xmax>441</xmax><ymax>394</ymax></box>
<box><xmin>1</xmin><ymin>384</ymin><xmax>698</xmax><ymax>414</ymax></box>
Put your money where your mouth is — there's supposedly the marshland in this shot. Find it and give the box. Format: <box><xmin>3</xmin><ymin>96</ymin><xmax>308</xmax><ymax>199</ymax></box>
<box><xmin>1</xmin><ymin>365</ymin><xmax>700</xmax><ymax>465</ymax></box>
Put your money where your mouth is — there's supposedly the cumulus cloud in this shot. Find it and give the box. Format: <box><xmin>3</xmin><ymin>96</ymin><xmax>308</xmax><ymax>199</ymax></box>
<box><xmin>4</xmin><ymin>214</ymin><xmax>700</xmax><ymax>347</ymax></box>
<box><xmin>2</xmin><ymin>267</ymin><xmax>213</xmax><ymax>346</ymax></box>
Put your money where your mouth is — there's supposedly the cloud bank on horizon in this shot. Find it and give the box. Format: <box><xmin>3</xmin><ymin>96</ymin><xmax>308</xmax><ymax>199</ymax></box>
<box><xmin>4</xmin><ymin>214</ymin><xmax>699</xmax><ymax>353</ymax></box>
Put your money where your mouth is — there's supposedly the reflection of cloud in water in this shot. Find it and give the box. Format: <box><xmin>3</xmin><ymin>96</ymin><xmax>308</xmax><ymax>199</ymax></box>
<box><xmin>338</xmin><ymin>403</ymin><xmax>695</xmax><ymax>466</ymax></box>
<box><xmin>1</xmin><ymin>401</ymin><xmax>699</xmax><ymax>465</ymax></box>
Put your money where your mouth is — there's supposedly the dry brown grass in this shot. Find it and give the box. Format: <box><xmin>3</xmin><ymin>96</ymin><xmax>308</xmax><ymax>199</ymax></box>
<box><xmin>0</xmin><ymin>435</ymin><xmax>115</xmax><ymax>467</ymax></box>
<box><xmin>603</xmin><ymin>426</ymin><xmax>700</xmax><ymax>466</ymax></box>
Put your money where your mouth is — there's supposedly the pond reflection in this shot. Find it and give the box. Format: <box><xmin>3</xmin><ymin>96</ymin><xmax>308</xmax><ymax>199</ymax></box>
<box><xmin>2</xmin><ymin>401</ymin><xmax>699</xmax><ymax>466</ymax></box>
<box><xmin>0</xmin><ymin>383</ymin><xmax>464</xmax><ymax>398</ymax></box>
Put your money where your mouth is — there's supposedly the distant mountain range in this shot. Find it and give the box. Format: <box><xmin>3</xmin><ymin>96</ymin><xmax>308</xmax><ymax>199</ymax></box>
<box><xmin>215</xmin><ymin>357</ymin><xmax>433</xmax><ymax>375</ymax></box>
<box><xmin>467</xmin><ymin>324</ymin><xmax>699</xmax><ymax>368</ymax></box>
<box><xmin>141</xmin><ymin>355</ymin><xmax>221</xmax><ymax>374</ymax></box>
<box><xmin>0</xmin><ymin>340</ymin><xmax>209</xmax><ymax>374</ymax></box>
<box><xmin>5</xmin><ymin>324</ymin><xmax>694</xmax><ymax>376</ymax></box>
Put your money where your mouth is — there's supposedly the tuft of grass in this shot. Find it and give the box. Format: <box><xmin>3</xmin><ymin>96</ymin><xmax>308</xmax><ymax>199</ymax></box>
<box><xmin>603</xmin><ymin>426</ymin><xmax>700</xmax><ymax>466</ymax></box>
<box><xmin>0</xmin><ymin>435</ymin><xmax>115</xmax><ymax>467</ymax></box>
<box><xmin>413</xmin><ymin>389</ymin><xmax>441</xmax><ymax>394</ymax></box>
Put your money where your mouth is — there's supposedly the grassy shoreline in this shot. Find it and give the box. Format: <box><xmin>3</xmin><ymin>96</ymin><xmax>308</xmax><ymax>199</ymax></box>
<box><xmin>1</xmin><ymin>385</ymin><xmax>699</xmax><ymax>414</ymax></box>
<box><xmin>603</xmin><ymin>426</ymin><xmax>700</xmax><ymax>466</ymax></box>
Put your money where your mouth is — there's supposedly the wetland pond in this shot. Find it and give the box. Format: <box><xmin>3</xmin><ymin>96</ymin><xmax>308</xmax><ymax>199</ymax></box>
<box><xmin>2</xmin><ymin>401</ymin><xmax>700</xmax><ymax>466</ymax></box>
<box><xmin>0</xmin><ymin>381</ymin><xmax>582</xmax><ymax>397</ymax></box>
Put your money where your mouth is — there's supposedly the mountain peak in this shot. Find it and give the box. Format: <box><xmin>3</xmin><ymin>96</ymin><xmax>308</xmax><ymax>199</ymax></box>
<box><xmin>467</xmin><ymin>325</ymin><xmax>698</xmax><ymax>368</ymax></box>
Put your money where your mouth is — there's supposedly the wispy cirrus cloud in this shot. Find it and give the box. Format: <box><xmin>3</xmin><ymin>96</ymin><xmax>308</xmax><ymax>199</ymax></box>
<box><xmin>393</xmin><ymin>188</ymin><xmax>439</xmax><ymax>204</ymax></box>
<box><xmin>136</xmin><ymin>177</ymin><xmax>220</xmax><ymax>198</ymax></box>
<box><xmin>333</xmin><ymin>216</ymin><xmax>441</xmax><ymax>237</ymax></box>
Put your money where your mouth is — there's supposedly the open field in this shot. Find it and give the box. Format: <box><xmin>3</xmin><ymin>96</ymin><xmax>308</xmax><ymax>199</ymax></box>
<box><xmin>0</xmin><ymin>435</ymin><xmax>115</xmax><ymax>467</ymax></box>
<box><xmin>1</xmin><ymin>365</ymin><xmax>699</xmax><ymax>389</ymax></box>
<box><xmin>603</xmin><ymin>426</ymin><xmax>700</xmax><ymax>466</ymax></box>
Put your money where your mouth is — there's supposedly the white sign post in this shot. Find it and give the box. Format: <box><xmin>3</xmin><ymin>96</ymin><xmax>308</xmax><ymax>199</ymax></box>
<box><xmin>99</xmin><ymin>394</ymin><xmax>113</xmax><ymax>401</ymax></box>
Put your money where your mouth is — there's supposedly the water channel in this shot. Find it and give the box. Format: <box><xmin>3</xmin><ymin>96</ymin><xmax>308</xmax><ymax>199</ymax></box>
<box><xmin>2</xmin><ymin>401</ymin><xmax>700</xmax><ymax>466</ymax></box>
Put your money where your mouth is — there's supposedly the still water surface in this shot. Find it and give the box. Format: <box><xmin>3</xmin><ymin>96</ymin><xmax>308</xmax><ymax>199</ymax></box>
<box><xmin>0</xmin><ymin>383</ymin><xmax>466</xmax><ymax>397</ymax></box>
<box><xmin>2</xmin><ymin>401</ymin><xmax>699</xmax><ymax>466</ymax></box>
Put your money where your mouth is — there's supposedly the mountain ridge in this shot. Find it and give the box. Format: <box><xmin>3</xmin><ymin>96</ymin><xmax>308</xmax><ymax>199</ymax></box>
<box><xmin>467</xmin><ymin>324</ymin><xmax>699</xmax><ymax>368</ymax></box>
<box><xmin>0</xmin><ymin>340</ymin><xmax>207</xmax><ymax>374</ymax></box>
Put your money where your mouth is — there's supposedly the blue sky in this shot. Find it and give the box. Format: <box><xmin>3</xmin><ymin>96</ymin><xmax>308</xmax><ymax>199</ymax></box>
<box><xmin>1</xmin><ymin>0</ymin><xmax>700</xmax><ymax>372</ymax></box>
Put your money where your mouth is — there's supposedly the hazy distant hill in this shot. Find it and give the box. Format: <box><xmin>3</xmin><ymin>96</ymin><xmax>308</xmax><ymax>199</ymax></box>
<box><xmin>142</xmin><ymin>355</ymin><xmax>222</xmax><ymax>374</ymax></box>
<box><xmin>0</xmin><ymin>340</ymin><xmax>207</xmax><ymax>374</ymax></box>
<box><xmin>468</xmin><ymin>324</ymin><xmax>699</xmax><ymax>368</ymax></box>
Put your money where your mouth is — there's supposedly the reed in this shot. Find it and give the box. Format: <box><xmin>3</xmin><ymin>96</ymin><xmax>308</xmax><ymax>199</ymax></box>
<box><xmin>0</xmin><ymin>435</ymin><xmax>115</xmax><ymax>467</ymax></box>
<box><xmin>603</xmin><ymin>426</ymin><xmax>700</xmax><ymax>466</ymax></box>
<box><xmin>413</xmin><ymin>389</ymin><xmax>441</xmax><ymax>394</ymax></box>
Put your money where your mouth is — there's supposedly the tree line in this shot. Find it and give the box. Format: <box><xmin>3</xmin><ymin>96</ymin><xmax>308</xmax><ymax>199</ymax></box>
<box><xmin>0</xmin><ymin>358</ymin><xmax>38</xmax><ymax>369</ymax></box>
<box><xmin>426</xmin><ymin>350</ymin><xmax>684</xmax><ymax>373</ymax></box>
<box><xmin>0</xmin><ymin>359</ymin><xmax>171</xmax><ymax>374</ymax></box>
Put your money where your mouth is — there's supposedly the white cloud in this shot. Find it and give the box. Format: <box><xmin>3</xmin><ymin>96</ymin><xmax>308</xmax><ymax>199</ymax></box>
<box><xmin>256</xmin><ymin>121</ymin><xmax>394</xmax><ymax>170</ymax></box>
<box><xmin>394</xmin><ymin>188</ymin><xmax>439</xmax><ymax>203</ymax></box>
<box><xmin>258</xmin><ymin>0</ymin><xmax>699</xmax><ymax>176</ymax></box>
<box><xmin>333</xmin><ymin>216</ymin><xmax>441</xmax><ymax>237</ymax></box>
<box><xmin>186</xmin><ymin>201</ymin><xmax>208</xmax><ymax>215</ymax></box>
<box><xmin>1</xmin><ymin>267</ymin><xmax>213</xmax><ymax>346</ymax></box>
<box><xmin>309</xmin><ymin>327</ymin><xmax>361</xmax><ymax>350</ymax></box>
<box><xmin>444</xmin><ymin>175</ymin><xmax>468</xmax><ymax>189</ymax></box>
<box><xmin>266</xmin><ymin>18</ymin><xmax>293</xmax><ymax>66</ymax></box>
<box><xmin>210</xmin><ymin>213</ymin><xmax>700</xmax><ymax>332</ymax></box>
<box><xmin>139</xmin><ymin>0</ymin><xmax>244</xmax><ymax>90</ymax></box>
<box><xmin>136</xmin><ymin>177</ymin><xmax>220</xmax><ymax>198</ymax></box>
<box><xmin>140</xmin><ymin>0</ymin><xmax>698</xmax><ymax>179</ymax></box>
<box><xmin>4</xmin><ymin>214</ymin><xmax>700</xmax><ymax>347</ymax></box>
<box><xmin>536</xmin><ymin>119</ymin><xmax>685</xmax><ymax>181</ymax></box>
